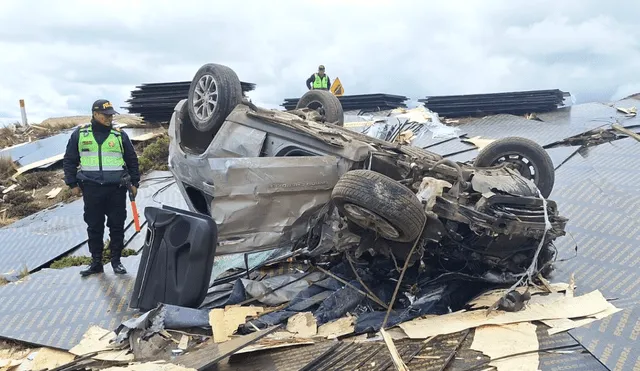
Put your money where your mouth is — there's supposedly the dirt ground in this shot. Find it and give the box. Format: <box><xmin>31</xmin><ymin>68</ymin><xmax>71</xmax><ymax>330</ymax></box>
<box><xmin>0</xmin><ymin>114</ymin><xmax>146</xmax><ymax>150</ymax></box>
<box><xmin>0</xmin><ymin>169</ymin><xmax>77</xmax><ymax>227</ymax></box>
<box><xmin>0</xmin><ymin>339</ymin><xmax>33</xmax><ymax>358</ymax></box>
<box><xmin>0</xmin><ymin>131</ymin><xmax>169</xmax><ymax>228</ymax></box>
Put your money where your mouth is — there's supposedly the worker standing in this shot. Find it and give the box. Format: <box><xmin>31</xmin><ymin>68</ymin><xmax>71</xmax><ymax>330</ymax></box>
<box><xmin>62</xmin><ymin>99</ymin><xmax>141</xmax><ymax>277</ymax></box>
<box><xmin>306</xmin><ymin>65</ymin><xmax>331</xmax><ymax>91</ymax></box>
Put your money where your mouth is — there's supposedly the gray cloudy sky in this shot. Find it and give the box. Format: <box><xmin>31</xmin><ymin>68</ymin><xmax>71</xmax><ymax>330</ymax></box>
<box><xmin>0</xmin><ymin>0</ymin><xmax>639</xmax><ymax>124</ymax></box>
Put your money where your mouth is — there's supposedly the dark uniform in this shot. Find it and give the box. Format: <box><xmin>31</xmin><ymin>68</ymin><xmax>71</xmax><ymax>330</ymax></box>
<box><xmin>62</xmin><ymin>99</ymin><xmax>140</xmax><ymax>276</ymax></box>
<box><xmin>306</xmin><ymin>64</ymin><xmax>331</xmax><ymax>90</ymax></box>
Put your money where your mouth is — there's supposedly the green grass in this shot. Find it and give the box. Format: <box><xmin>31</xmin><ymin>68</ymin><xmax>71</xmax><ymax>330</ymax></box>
<box><xmin>17</xmin><ymin>171</ymin><xmax>53</xmax><ymax>189</ymax></box>
<box><xmin>138</xmin><ymin>135</ymin><xmax>169</xmax><ymax>174</ymax></box>
<box><xmin>50</xmin><ymin>247</ymin><xmax>137</xmax><ymax>269</ymax></box>
<box><xmin>4</xmin><ymin>191</ymin><xmax>33</xmax><ymax>205</ymax></box>
<box><xmin>0</xmin><ymin>156</ymin><xmax>16</xmax><ymax>186</ymax></box>
<box><xmin>3</xmin><ymin>192</ymin><xmax>40</xmax><ymax>218</ymax></box>
<box><xmin>0</xmin><ymin>265</ymin><xmax>29</xmax><ymax>286</ymax></box>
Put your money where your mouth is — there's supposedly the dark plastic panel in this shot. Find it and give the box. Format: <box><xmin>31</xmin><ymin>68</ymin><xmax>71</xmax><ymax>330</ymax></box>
<box><xmin>130</xmin><ymin>205</ymin><xmax>218</xmax><ymax>311</ymax></box>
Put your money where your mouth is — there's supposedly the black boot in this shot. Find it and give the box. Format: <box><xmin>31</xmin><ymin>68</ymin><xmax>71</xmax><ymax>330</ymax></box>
<box><xmin>80</xmin><ymin>259</ymin><xmax>104</xmax><ymax>277</ymax></box>
<box><xmin>111</xmin><ymin>259</ymin><xmax>127</xmax><ymax>274</ymax></box>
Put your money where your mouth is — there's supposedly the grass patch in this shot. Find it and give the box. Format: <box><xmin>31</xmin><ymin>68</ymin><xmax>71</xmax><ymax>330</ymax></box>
<box><xmin>50</xmin><ymin>242</ymin><xmax>137</xmax><ymax>269</ymax></box>
<box><xmin>0</xmin><ymin>156</ymin><xmax>17</xmax><ymax>186</ymax></box>
<box><xmin>138</xmin><ymin>135</ymin><xmax>169</xmax><ymax>174</ymax></box>
<box><xmin>58</xmin><ymin>187</ymin><xmax>75</xmax><ymax>203</ymax></box>
<box><xmin>17</xmin><ymin>266</ymin><xmax>29</xmax><ymax>279</ymax></box>
<box><xmin>17</xmin><ymin>171</ymin><xmax>53</xmax><ymax>189</ymax></box>
<box><xmin>49</xmin><ymin>248</ymin><xmax>137</xmax><ymax>268</ymax></box>
<box><xmin>4</xmin><ymin>191</ymin><xmax>34</xmax><ymax>205</ymax></box>
<box><xmin>7</xmin><ymin>203</ymin><xmax>41</xmax><ymax>218</ymax></box>
<box><xmin>3</xmin><ymin>192</ymin><xmax>40</xmax><ymax>218</ymax></box>
<box><xmin>0</xmin><ymin>266</ymin><xmax>29</xmax><ymax>286</ymax></box>
<box><xmin>0</xmin><ymin>210</ymin><xmax>16</xmax><ymax>228</ymax></box>
<box><xmin>0</xmin><ymin>125</ymin><xmax>22</xmax><ymax>149</ymax></box>
<box><xmin>30</xmin><ymin>122</ymin><xmax>79</xmax><ymax>140</ymax></box>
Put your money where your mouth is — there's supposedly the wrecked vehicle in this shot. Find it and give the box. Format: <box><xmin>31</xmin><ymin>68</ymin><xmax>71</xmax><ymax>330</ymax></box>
<box><xmin>167</xmin><ymin>63</ymin><xmax>567</xmax><ymax>285</ymax></box>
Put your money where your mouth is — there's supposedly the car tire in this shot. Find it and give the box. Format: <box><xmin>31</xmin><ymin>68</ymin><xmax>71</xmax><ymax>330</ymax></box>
<box><xmin>177</xmin><ymin>100</ymin><xmax>214</xmax><ymax>154</ymax></box>
<box><xmin>295</xmin><ymin>90</ymin><xmax>344</xmax><ymax>126</ymax></box>
<box><xmin>331</xmin><ymin>170</ymin><xmax>426</xmax><ymax>242</ymax></box>
<box><xmin>473</xmin><ymin>137</ymin><xmax>555</xmax><ymax>198</ymax></box>
<box><xmin>187</xmin><ymin>63</ymin><xmax>242</xmax><ymax>133</ymax></box>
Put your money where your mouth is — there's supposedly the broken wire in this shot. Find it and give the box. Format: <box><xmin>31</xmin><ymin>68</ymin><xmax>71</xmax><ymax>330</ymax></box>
<box><xmin>460</xmin><ymin>344</ymin><xmax>582</xmax><ymax>371</ymax></box>
<box><xmin>382</xmin><ymin>217</ymin><xmax>427</xmax><ymax>329</ymax></box>
<box><xmin>345</xmin><ymin>252</ymin><xmax>388</xmax><ymax>310</ymax></box>
<box><xmin>491</xmin><ymin>188</ymin><xmax>552</xmax><ymax>311</ymax></box>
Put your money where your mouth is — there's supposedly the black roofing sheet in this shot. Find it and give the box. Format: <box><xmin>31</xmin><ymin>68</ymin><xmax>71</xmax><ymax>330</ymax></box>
<box><xmin>422</xmin><ymin>89</ymin><xmax>566</xmax><ymax>101</ymax></box>
<box><xmin>281</xmin><ymin>93</ymin><xmax>408</xmax><ymax>112</ymax></box>
<box><xmin>0</xmin><ymin>173</ymin><xmax>179</xmax><ymax>274</ymax></box>
<box><xmin>436</xmin><ymin>143</ymin><xmax>580</xmax><ymax>168</ymax></box>
<box><xmin>283</xmin><ymin>93</ymin><xmax>409</xmax><ymax>102</ymax></box>
<box><xmin>67</xmin><ymin>177</ymin><xmax>186</xmax><ymax>258</ymax></box>
<box><xmin>124</xmin><ymin>81</ymin><xmax>256</xmax><ymax>123</ymax></box>
<box><xmin>455</xmin><ymin>105</ymin><xmax>637</xmax><ymax>147</ymax></box>
<box><xmin>0</xmin><ymin>130</ymin><xmax>72</xmax><ymax>168</ymax></box>
<box><xmin>534</xmin><ymin>102</ymin><xmax>637</xmax><ymax>131</ymax></box>
<box><xmin>547</xmin><ymin>138</ymin><xmax>640</xmax><ymax>371</ymax></box>
<box><xmin>422</xmin><ymin>137</ymin><xmax>476</xmax><ymax>157</ymax></box>
<box><xmin>0</xmin><ymin>255</ymin><xmax>141</xmax><ymax>350</ymax></box>
<box><xmin>0</xmin><ymin>126</ymin><xmax>160</xmax><ymax>169</ymax></box>
<box><xmin>419</xmin><ymin>89</ymin><xmax>567</xmax><ymax>118</ymax></box>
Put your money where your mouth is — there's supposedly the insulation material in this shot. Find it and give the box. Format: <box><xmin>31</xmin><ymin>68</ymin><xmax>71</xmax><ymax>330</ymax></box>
<box><xmin>317</xmin><ymin>315</ymin><xmax>355</xmax><ymax>339</ymax></box>
<box><xmin>470</xmin><ymin>322</ymin><xmax>539</xmax><ymax>371</ymax></box>
<box><xmin>461</xmin><ymin>136</ymin><xmax>495</xmax><ymax>150</ymax></box>
<box><xmin>467</xmin><ymin>283</ymin><xmax>570</xmax><ymax>309</ymax></box>
<box><xmin>30</xmin><ymin>348</ymin><xmax>76</xmax><ymax>370</ymax></box>
<box><xmin>101</xmin><ymin>360</ymin><xmax>196</xmax><ymax>371</ymax></box>
<box><xmin>208</xmin><ymin>306</ymin><xmax>264</xmax><ymax>343</ymax></box>
<box><xmin>45</xmin><ymin>187</ymin><xmax>62</xmax><ymax>199</ymax></box>
<box><xmin>285</xmin><ymin>312</ymin><xmax>317</xmax><ymax>338</ymax></box>
<box><xmin>400</xmin><ymin>290</ymin><xmax>614</xmax><ymax>339</ymax></box>
<box><xmin>69</xmin><ymin>326</ymin><xmax>134</xmax><ymax>362</ymax></box>
<box><xmin>542</xmin><ymin>303</ymin><xmax>622</xmax><ymax>336</ymax></box>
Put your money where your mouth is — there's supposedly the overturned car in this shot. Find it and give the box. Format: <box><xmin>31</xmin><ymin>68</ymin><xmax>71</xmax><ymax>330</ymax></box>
<box><xmin>167</xmin><ymin>63</ymin><xmax>568</xmax><ymax>288</ymax></box>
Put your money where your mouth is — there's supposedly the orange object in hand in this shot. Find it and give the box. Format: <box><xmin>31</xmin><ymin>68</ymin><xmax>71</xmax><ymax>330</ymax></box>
<box><xmin>131</xmin><ymin>200</ymin><xmax>141</xmax><ymax>232</ymax></box>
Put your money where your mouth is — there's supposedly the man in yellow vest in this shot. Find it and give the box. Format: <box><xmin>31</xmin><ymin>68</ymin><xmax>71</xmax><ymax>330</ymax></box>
<box><xmin>305</xmin><ymin>65</ymin><xmax>331</xmax><ymax>91</ymax></box>
<box><xmin>62</xmin><ymin>99</ymin><xmax>141</xmax><ymax>277</ymax></box>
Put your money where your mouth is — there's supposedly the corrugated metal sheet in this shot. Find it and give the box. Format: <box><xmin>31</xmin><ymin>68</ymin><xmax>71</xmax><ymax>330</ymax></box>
<box><xmin>419</xmin><ymin>89</ymin><xmax>567</xmax><ymax>118</ymax></box>
<box><xmin>548</xmin><ymin>138</ymin><xmax>640</xmax><ymax>371</ymax></box>
<box><xmin>0</xmin><ymin>255</ymin><xmax>141</xmax><ymax>350</ymax></box>
<box><xmin>0</xmin><ymin>172</ymin><xmax>180</xmax><ymax>274</ymax></box>
<box><xmin>124</xmin><ymin>81</ymin><xmax>256</xmax><ymax>123</ymax></box>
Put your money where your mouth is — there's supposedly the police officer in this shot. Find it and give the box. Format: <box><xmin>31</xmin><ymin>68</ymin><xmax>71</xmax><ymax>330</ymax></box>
<box><xmin>305</xmin><ymin>65</ymin><xmax>331</xmax><ymax>91</ymax></box>
<box><xmin>62</xmin><ymin>99</ymin><xmax>141</xmax><ymax>277</ymax></box>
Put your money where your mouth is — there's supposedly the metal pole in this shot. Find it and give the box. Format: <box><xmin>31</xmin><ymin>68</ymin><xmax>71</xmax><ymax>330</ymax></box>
<box><xmin>19</xmin><ymin>99</ymin><xmax>28</xmax><ymax>125</ymax></box>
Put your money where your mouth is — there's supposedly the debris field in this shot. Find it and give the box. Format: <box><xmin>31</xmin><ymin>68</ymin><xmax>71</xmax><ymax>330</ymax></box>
<box><xmin>0</xmin><ymin>63</ymin><xmax>639</xmax><ymax>371</ymax></box>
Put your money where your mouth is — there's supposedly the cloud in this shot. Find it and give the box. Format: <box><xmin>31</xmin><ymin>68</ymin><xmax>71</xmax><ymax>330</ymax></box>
<box><xmin>0</xmin><ymin>0</ymin><xmax>639</xmax><ymax>124</ymax></box>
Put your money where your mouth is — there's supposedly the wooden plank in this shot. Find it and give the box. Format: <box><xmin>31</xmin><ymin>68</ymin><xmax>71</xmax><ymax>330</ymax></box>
<box><xmin>172</xmin><ymin>325</ymin><xmax>282</xmax><ymax>370</ymax></box>
<box><xmin>11</xmin><ymin>153</ymin><xmax>64</xmax><ymax>180</ymax></box>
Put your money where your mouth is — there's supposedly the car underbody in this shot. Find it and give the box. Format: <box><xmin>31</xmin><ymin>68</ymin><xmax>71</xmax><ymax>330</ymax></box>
<box><xmin>167</xmin><ymin>63</ymin><xmax>568</xmax><ymax>297</ymax></box>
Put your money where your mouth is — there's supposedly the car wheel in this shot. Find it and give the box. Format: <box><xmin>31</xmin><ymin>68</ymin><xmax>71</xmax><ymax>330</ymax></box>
<box><xmin>331</xmin><ymin>170</ymin><xmax>426</xmax><ymax>242</ymax></box>
<box><xmin>295</xmin><ymin>90</ymin><xmax>344</xmax><ymax>126</ymax></box>
<box><xmin>187</xmin><ymin>63</ymin><xmax>242</xmax><ymax>133</ymax></box>
<box><xmin>177</xmin><ymin>100</ymin><xmax>214</xmax><ymax>154</ymax></box>
<box><xmin>473</xmin><ymin>137</ymin><xmax>555</xmax><ymax>198</ymax></box>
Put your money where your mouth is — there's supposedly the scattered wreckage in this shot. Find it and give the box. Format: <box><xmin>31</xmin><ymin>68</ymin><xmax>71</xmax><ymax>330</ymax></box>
<box><xmin>6</xmin><ymin>62</ymin><xmax>639</xmax><ymax>370</ymax></box>
<box><xmin>162</xmin><ymin>63</ymin><xmax>568</xmax><ymax>310</ymax></box>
